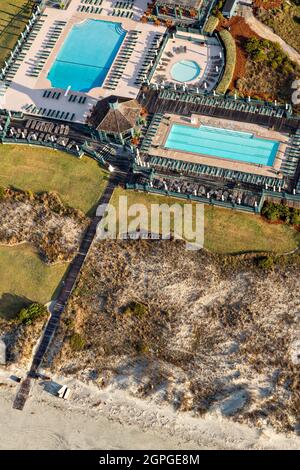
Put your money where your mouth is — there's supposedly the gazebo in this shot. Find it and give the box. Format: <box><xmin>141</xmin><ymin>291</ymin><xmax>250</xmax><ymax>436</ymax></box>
<box><xmin>87</xmin><ymin>97</ymin><xmax>142</xmax><ymax>145</ymax></box>
<box><xmin>155</xmin><ymin>0</ymin><xmax>203</xmax><ymax>21</ymax></box>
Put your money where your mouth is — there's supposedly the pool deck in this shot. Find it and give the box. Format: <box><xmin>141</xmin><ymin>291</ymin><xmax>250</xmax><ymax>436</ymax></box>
<box><xmin>151</xmin><ymin>33</ymin><xmax>223</xmax><ymax>92</ymax></box>
<box><xmin>148</xmin><ymin>114</ymin><xmax>288</xmax><ymax>179</ymax></box>
<box><xmin>3</xmin><ymin>0</ymin><xmax>166</xmax><ymax>123</ymax></box>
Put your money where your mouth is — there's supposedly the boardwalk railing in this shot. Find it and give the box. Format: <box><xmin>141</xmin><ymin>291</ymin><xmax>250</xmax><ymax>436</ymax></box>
<box><xmin>126</xmin><ymin>182</ymin><xmax>260</xmax><ymax>213</ymax></box>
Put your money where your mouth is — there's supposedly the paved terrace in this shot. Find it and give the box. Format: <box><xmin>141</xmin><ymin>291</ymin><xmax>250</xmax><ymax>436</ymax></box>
<box><xmin>151</xmin><ymin>33</ymin><xmax>223</xmax><ymax>92</ymax></box>
<box><xmin>3</xmin><ymin>0</ymin><xmax>166</xmax><ymax>123</ymax></box>
<box><xmin>147</xmin><ymin>113</ymin><xmax>288</xmax><ymax>179</ymax></box>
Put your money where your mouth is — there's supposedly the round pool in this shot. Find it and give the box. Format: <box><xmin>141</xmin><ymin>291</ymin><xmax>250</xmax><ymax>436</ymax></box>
<box><xmin>171</xmin><ymin>60</ymin><xmax>200</xmax><ymax>83</ymax></box>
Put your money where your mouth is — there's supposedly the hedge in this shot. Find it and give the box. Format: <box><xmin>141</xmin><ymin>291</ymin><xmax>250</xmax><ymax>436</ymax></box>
<box><xmin>216</xmin><ymin>29</ymin><xmax>236</xmax><ymax>94</ymax></box>
<box><xmin>203</xmin><ymin>15</ymin><xmax>219</xmax><ymax>35</ymax></box>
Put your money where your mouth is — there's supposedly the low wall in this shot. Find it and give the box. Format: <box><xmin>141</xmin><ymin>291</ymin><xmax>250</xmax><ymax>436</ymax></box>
<box><xmin>260</xmin><ymin>190</ymin><xmax>300</xmax><ymax>210</ymax></box>
<box><xmin>126</xmin><ymin>183</ymin><xmax>259</xmax><ymax>213</ymax></box>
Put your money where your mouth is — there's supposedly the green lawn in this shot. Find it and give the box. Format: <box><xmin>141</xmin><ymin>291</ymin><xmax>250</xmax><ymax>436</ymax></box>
<box><xmin>0</xmin><ymin>0</ymin><xmax>35</xmax><ymax>68</ymax></box>
<box><xmin>0</xmin><ymin>144</ymin><xmax>109</xmax><ymax>215</ymax></box>
<box><xmin>0</xmin><ymin>244</ymin><xmax>68</xmax><ymax>319</ymax></box>
<box><xmin>110</xmin><ymin>188</ymin><xmax>300</xmax><ymax>254</ymax></box>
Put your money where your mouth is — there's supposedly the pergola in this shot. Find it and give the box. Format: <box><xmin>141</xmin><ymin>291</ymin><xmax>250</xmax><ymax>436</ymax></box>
<box><xmin>155</xmin><ymin>0</ymin><xmax>203</xmax><ymax>21</ymax></box>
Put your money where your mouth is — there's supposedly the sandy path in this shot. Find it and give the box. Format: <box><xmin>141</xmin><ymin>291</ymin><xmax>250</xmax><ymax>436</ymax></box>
<box><xmin>240</xmin><ymin>6</ymin><xmax>300</xmax><ymax>66</ymax></box>
<box><xmin>1</xmin><ymin>368</ymin><xmax>300</xmax><ymax>450</ymax></box>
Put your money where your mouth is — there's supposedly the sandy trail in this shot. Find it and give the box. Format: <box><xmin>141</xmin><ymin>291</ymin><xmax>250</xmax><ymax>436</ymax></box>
<box><xmin>1</xmin><ymin>367</ymin><xmax>300</xmax><ymax>450</ymax></box>
<box><xmin>240</xmin><ymin>6</ymin><xmax>300</xmax><ymax>65</ymax></box>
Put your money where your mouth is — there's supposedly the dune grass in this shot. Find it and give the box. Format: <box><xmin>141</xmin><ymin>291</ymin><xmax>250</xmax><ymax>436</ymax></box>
<box><xmin>109</xmin><ymin>188</ymin><xmax>300</xmax><ymax>254</ymax></box>
<box><xmin>0</xmin><ymin>144</ymin><xmax>109</xmax><ymax>215</ymax></box>
<box><xmin>0</xmin><ymin>0</ymin><xmax>35</xmax><ymax>68</ymax></box>
<box><xmin>0</xmin><ymin>244</ymin><xmax>68</xmax><ymax>319</ymax></box>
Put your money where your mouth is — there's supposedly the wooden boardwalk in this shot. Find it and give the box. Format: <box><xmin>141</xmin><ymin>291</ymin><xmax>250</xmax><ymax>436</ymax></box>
<box><xmin>13</xmin><ymin>173</ymin><xmax>123</xmax><ymax>410</ymax></box>
<box><xmin>141</xmin><ymin>89</ymin><xmax>300</xmax><ymax>133</ymax></box>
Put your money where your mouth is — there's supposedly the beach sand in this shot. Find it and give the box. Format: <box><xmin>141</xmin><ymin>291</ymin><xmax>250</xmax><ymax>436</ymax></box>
<box><xmin>1</xmin><ymin>366</ymin><xmax>300</xmax><ymax>450</ymax></box>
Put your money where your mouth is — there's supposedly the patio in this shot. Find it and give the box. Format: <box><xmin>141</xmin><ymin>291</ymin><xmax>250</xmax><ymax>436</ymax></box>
<box><xmin>151</xmin><ymin>32</ymin><xmax>223</xmax><ymax>92</ymax></box>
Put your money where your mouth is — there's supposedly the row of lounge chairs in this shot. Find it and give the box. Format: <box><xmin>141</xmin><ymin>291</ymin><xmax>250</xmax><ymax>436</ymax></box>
<box><xmin>25</xmin><ymin>119</ymin><xmax>70</xmax><ymax>135</ymax></box>
<box><xmin>140</xmin><ymin>113</ymin><xmax>163</xmax><ymax>151</ymax></box>
<box><xmin>68</xmin><ymin>94</ymin><xmax>87</xmax><ymax>104</ymax></box>
<box><xmin>135</xmin><ymin>34</ymin><xmax>163</xmax><ymax>85</ymax></box>
<box><xmin>112</xmin><ymin>9</ymin><xmax>133</xmax><ymax>17</ymax></box>
<box><xmin>42</xmin><ymin>90</ymin><xmax>61</xmax><ymax>99</ymax></box>
<box><xmin>147</xmin><ymin>156</ymin><xmax>283</xmax><ymax>189</ymax></box>
<box><xmin>1</xmin><ymin>16</ymin><xmax>46</xmax><ymax>89</ymax></box>
<box><xmin>280</xmin><ymin>132</ymin><xmax>300</xmax><ymax>175</ymax></box>
<box><xmin>22</xmin><ymin>104</ymin><xmax>75</xmax><ymax>121</ymax></box>
<box><xmin>77</xmin><ymin>5</ymin><xmax>103</xmax><ymax>13</ymax></box>
<box><xmin>147</xmin><ymin>176</ymin><xmax>260</xmax><ymax>208</ymax></box>
<box><xmin>114</xmin><ymin>1</ymin><xmax>134</xmax><ymax>8</ymax></box>
<box><xmin>104</xmin><ymin>30</ymin><xmax>140</xmax><ymax>90</ymax></box>
<box><xmin>8</xmin><ymin>128</ymin><xmax>79</xmax><ymax>151</ymax></box>
<box><xmin>81</xmin><ymin>0</ymin><xmax>102</xmax><ymax>4</ymax></box>
<box><xmin>27</xmin><ymin>20</ymin><xmax>66</xmax><ymax>78</ymax></box>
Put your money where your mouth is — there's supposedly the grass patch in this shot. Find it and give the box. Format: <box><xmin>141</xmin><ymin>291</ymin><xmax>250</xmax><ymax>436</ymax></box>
<box><xmin>109</xmin><ymin>188</ymin><xmax>300</xmax><ymax>254</ymax></box>
<box><xmin>0</xmin><ymin>144</ymin><xmax>109</xmax><ymax>215</ymax></box>
<box><xmin>69</xmin><ymin>333</ymin><xmax>85</xmax><ymax>351</ymax></box>
<box><xmin>0</xmin><ymin>244</ymin><xmax>68</xmax><ymax>320</ymax></box>
<box><xmin>216</xmin><ymin>29</ymin><xmax>236</xmax><ymax>94</ymax></box>
<box><xmin>0</xmin><ymin>0</ymin><xmax>35</xmax><ymax>68</ymax></box>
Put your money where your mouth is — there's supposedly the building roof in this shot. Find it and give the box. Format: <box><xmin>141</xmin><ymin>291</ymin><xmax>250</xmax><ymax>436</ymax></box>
<box><xmin>88</xmin><ymin>97</ymin><xmax>141</xmax><ymax>134</ymax></box>
<box><xmin>223</xmin><ymin>0</ymin><xmax>238</xmax><ymax>13</ymax></box>
<box><xmin>156</xmin><ymin>0</ymin><xmax>203</xmax><ymax>9</ymax></box>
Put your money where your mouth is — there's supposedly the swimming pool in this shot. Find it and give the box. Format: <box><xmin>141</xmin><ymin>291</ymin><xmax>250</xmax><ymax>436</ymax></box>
<box><xmin>165</xmin><ymin>124</ymin><xmax>279</xmax><ymax>166</ymax></box>
<box><xmin>171</xmin><ymin>60</ymin><xmax>200</xmax><ymax>83</ymax></box>
<box><xmin>48</xmin><ymin>19</ymin><xmax>126</xmax><ymax>92</ymax></box>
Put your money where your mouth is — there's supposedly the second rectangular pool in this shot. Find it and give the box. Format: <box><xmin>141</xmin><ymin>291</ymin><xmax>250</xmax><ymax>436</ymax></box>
<box><xmin>165</xmin><ymin>124</ymin><xmax>279</xmax><ymax>166</ymax></box>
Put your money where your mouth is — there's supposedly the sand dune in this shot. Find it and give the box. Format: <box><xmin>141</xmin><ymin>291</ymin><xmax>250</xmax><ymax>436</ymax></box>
<box><xmin>1</xmin><ymin>367</ymin><xmax>300</xmax><ymax>450</ymax></box>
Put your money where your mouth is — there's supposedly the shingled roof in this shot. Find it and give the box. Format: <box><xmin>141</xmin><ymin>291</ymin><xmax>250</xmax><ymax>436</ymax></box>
<box><xmin>88</xmin><ymin>97</ymin><xmax>141</xmax><ymax>134</ymax></box>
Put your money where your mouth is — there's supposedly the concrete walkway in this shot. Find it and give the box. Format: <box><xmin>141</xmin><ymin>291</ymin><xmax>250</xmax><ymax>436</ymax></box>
<box><xmin>240</xmin><ymin>6</ymin><xmax>300</xmax><ymax>66</ymax></box>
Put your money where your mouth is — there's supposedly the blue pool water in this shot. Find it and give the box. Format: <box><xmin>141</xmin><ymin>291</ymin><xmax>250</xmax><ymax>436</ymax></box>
<box><xmin>165</xmin><ymin>124</ymin><xmax>279</xmax><ymax>166</ymax></box>
<box><xmin>171</xmin><ymin>60</ymin><xmax>200</xmax><ymax>82</ymax></box>
<box><xmin>48</xmin><ymin>19</ymin><xmax>126</xmax><ymax>92</ymax></box>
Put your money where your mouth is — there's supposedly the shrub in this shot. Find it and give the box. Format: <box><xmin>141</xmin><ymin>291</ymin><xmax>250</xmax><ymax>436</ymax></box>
<box><xmin>17</xmin><ymin>303</ymin><xmax>48</xmax><ymax>325</ymax></box>
<box><xmin>70</xmin><ymin>333</ymin><xmax>85</xmax><ymax>351</ymax></box>
<box><xmin>216</xmin><ymin>30</ymin><xmax>236</xmax><ymax>94</ymax></box>
<box><xmin>261</xmin><ymin>202</ymin><xmax>281</xmax><ymax>221</ymax></box>
<box><xmin>204</xmin><ymin>15</ymin><xmax>219</xmax><ymax>35</ymax></box>
<box><xmin>135</xmin><ymin>340</ymin><xmax>149</xmax><ymax>354</ymax></box>
<box><xmin>123</xmin><ymin>301</ymin><xmax>148</xmax><ymax>318</ymax></box>
<box><xmin>257</xmin><ymin>256</ymin><xmax>275</xmax><ymax>270</ymax></box>
<box><xmin>261</xmin><ymin>201</ymin><xmax>300</xmax><ymax>225</ymax></box>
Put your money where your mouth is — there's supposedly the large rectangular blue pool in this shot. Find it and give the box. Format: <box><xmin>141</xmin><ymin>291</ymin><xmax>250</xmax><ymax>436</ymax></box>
<box><xmin>48</xmin><ymin>19</ymin><xmax>126</xmax><ymax>92</ymax></box>
<box><xmin>165</xmin><ymin>124</ymin><xmax>279</xmax><ymax>166</ymax></box>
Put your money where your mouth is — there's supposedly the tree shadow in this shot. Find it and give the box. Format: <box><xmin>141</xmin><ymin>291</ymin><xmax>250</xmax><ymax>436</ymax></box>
<box><xmin>0</xmin><ymin>292</ymin><xmax>32</xmax><ymax>320</ymax></box>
